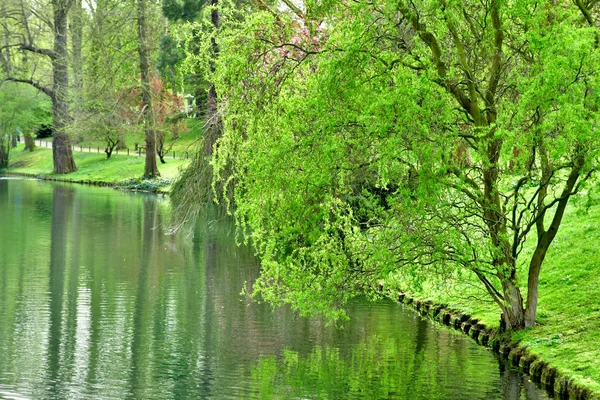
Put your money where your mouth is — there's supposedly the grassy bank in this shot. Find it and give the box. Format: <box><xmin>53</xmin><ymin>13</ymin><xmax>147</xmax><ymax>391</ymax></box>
<box><xmin>69</xmin><ymin>119</ymin><xmax>204</xmax><ymax>156</ymax></box>
<box><xmin>5</xmin><ymin>143</ymin><xmax>190</xmax><ymax>192</ymax></box>
<box><xmin>386</xmin><ymin>200</ymin><xmax>600</xmax><ymax>394</ymax></box>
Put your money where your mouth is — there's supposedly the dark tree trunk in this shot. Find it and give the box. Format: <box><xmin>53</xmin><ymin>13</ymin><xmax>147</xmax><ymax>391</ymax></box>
<box><xmin>11</xmin><ymin>134</ymin><xmax>17</xmax><ymax>148</ymax></box>
<box><xmin>203</xmin><ymin>0</ymin><xmax>221</xmax><ymax>157</ymax></box>
<box><xmin>0</xmin><ymin>138</ymin><xmax>9</xmax><ymax>168</ymax></box>
<box><xmin>156</xmin><ymin>132</ymin><xmax>166</xmax><ymax>164</ymax></box>
<box><xmin>52</xmin><ymin>0</ymin><xmax>76</xmax><ymax>174</ymax></box>
<box><xmin>137</xmin><ymin>0</ymin><xmax>159</xmax><ymax>178</ymax></box>
<box><xmin>523</xmin><ymin>154</ymin><xmax>585</xmax><ymax>327</ymax></box>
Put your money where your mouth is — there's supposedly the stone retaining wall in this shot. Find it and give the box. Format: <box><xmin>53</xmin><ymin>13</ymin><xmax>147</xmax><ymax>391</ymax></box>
<box><xmin>384</xmin><ymin>288</ymin><xmax>598</xmax><ymax>400</ymax></box>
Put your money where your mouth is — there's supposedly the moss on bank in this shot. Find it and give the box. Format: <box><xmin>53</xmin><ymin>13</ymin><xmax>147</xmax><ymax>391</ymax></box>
<box><xmin>4</xmin><ymin>143</ymin><xmax>189</xmax><ymax>192</ymax></box>
<box><xmin>385</xmin><ymin>200</ymin><xmax>600</xmax><ymax>395</ymax></box>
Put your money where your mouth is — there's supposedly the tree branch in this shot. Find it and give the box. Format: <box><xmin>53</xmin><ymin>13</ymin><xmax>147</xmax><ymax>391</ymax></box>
<box><xmin>280</xmin><ymin>0</ymin><xmax>305</xmax><ymax>19</ymax></box>
<box><xmin>2</xmin><ymin>76</ymin><xmax>55</xmax><ymax>99</ymax></box>
<box><xmin>19</xmin><ymin>43</ymin><xmax>55</xmax><ymax>59</ymax></box>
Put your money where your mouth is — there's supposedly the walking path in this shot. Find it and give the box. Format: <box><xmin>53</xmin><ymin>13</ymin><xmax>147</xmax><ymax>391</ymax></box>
<box><xmin>34</xmin><ymin>139</ymin><xmax>190</xmax><ymax>159</ymax></box>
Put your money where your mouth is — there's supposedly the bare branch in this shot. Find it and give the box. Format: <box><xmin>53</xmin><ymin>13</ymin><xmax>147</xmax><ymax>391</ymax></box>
<box><xmin>18</xmin><ymin>43</ymin><xmax>55</xmax><ymax>59</ymax></box>
<box><xmin>2</xmin><ymin>76</ymin><xmax>55</xmax><ymax>99</ymax></box>
<box><xmin>280</xmin><ymin>0</ymin><xmax>305</xmax><ymax>19</ymax></box>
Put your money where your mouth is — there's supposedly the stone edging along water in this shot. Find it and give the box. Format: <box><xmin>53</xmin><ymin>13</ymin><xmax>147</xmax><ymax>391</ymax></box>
<box><xmin>379</xmin><ymin>288</ymin><xmax>599</xmax><ymax>400</ymax></box>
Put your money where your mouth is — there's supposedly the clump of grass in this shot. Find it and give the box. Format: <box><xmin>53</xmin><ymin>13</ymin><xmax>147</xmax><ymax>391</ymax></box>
<box><xmin>117</xmin><ymin>177</ymin><xmax>174</xmax><ymax>192</ymax></box>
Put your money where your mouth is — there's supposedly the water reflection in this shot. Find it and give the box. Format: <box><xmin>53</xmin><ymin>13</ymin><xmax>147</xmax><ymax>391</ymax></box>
<box><xmin>0</xmin><ymin>180</ymin><xmax>552</xmax><ymax>399</ymax></box>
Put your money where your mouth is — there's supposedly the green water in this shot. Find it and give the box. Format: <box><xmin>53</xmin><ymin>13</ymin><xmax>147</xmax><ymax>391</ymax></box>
<box><xmin>0</xmin><ymin>178</ymin><xmax>552</xmax><ymax>399</ymax></box>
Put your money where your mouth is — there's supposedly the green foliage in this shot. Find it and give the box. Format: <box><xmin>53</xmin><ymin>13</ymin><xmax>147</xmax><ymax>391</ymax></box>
<box><xmin>206</xmin><ymin>0</ymin><xmax>600</xmax><ymax>327</ymax></box>
<box><xmin>162</xmin><ymin>0</ymin><xmax>206</xmax><ymax>22</ymax></box>
<box><xmin>117</xmin><ymin>176</ymin><xmax>175</xmax><ymax>191</ymax></box>
<box><xmin>0</xmin><ymin>82</ymin><xmax>52</xmax><ymax>135</ymax></box>
<box><xmin>157</xmin><ymin>33</ymin><xmax>186</xmax><ymax>87</ymax></box>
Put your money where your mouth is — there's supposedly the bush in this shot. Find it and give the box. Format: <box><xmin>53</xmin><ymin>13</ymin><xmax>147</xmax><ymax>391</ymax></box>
<box><xmin>34</xmin><ymin>124</ymin><xmax>53</xmax><ymax>139</ymax></box>
<box><xmin>116</xmin><ymin>177</ymin><xmax>173</xmax><ymax>192</ymax></box>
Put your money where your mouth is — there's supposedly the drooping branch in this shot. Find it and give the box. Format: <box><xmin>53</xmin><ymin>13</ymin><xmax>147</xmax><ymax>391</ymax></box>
<box><xmin>395</xmin><ymin>4</ymin><xmax>473</xmax><ymax>114</ymax></box>
<box><xmin>442</xmin><ymin>2</ymin><xmax>482</xmax><ymax>124</ymax></box>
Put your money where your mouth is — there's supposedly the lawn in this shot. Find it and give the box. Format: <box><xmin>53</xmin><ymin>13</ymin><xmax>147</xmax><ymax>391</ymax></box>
<box><xmin>386</xmin><ymin>197</ymin><xmax>600</xmax><ymax>393</ymax></box>
<box><xmin>6</xmin><ymin>143</ymin><xmax>190</xmax><ymax>192</ymax></box>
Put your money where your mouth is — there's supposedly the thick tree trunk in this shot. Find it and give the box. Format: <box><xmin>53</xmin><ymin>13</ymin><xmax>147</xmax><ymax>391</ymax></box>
<box><xmin>70</xmin><ymin>0</ymin><xmax>84</xmax><ymax>143</ymax></box>
<box><xmin>52</xmin><ymin>0</ymin><xmax>76</xmax><ymax>174</ymax></box>
<box><xmin>137</xmin><ymin>0</ymin><xmax>159</xmax><ymax>178</ymax></box>
<box><xmin>482</xmin><ymin>137</ymin><xmax>529</xmax><ymax>331</ymax></box>
<box><xmin>500</xmin><ymin>280</ymin><xmax>525</xmax><ymax>330</ymax></box>
<box><xmin>70</xmin><ymin>0</ymin><xmax>83</xmax><ymax>110</ymax></box>
<box><xmin>23</xmin><ymin>133</ymin><xmax>36</xmax><ymax>151</ymax></box>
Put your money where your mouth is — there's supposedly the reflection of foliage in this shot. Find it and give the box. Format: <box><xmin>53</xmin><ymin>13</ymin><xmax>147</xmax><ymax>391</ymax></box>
<box><xmin>248</xmin><ymin>335</ymin><xmax>509</xmax><ymax>400</ymax></box>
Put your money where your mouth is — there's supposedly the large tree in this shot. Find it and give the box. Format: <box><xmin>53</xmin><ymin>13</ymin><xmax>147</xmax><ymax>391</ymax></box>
<box><xmin>209</xmin><ymin>0</ymin><xmax>600</xmax><ymax>329</ymax></box>
<box><xmin>0</xmin><ymin>0</ymin><xmax>77</xmax><ymax>173</ymax></box>
<box><xmin>137</xmin><ymin>0</ymin><xmax>159</xmax><ymax>177</ymax></box>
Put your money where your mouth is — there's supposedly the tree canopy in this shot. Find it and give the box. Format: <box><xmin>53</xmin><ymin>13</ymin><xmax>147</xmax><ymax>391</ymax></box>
<box><xmin>207</xmin><ymin>0</ymin><xmax>600</xmax><ymax>330</ymax></box>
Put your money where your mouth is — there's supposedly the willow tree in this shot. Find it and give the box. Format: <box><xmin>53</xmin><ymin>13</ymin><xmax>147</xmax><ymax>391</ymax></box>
<box><xmin>168</xmin><ymin>0</ymin><xmax>226</xmax><ymax>226</ymax></box>
<box><xmin>210</xmin><ymin>0</ymin><xmax>599</xmax><ymax>329</ymax></box>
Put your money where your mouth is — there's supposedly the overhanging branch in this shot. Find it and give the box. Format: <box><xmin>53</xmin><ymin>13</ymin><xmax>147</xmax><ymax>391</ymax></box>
<box><xmin>19</xmin><ymin>43</ymin><xmax>55</xmax><ymax>59</ymax></box>
<box><xmin>2</xmin><ymin>76</ymin><xmax>54</xmax><ymax>99</ymax></box>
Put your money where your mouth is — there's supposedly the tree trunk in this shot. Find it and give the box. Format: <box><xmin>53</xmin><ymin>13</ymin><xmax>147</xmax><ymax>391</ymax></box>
<box><xmin>23</xmin><ymin>133</ymin><xmax>36</xmax><ymax>151</ymax></box>
<box><xmin>0</xmin><ymin>138</ymin><xmax>9</xmax><ymax>168</ymax></box>
<box><xmin>524</xmin><ymin>248</ymin><xmax>545</xmax><ymax>327</ymax></box>
<box><xmin>171</xmin><ymin>65</ymin><xmax>177</xmax><ymax>98</ymax></box>
<box><xmin>52</xmin><ymin>0</ymin><xmax>76</xmax><ymax>174</ymax></box>
<box><xmin>137</xmin><ymin>0</ymin><xmax>159</xmax><ymax>178</ymax></box>
<box><xmin>500</xmin><ymin>280</ymin><xmax>525</xmax><ymax>330</ymax></box>
<box><xmin>70</xmin><ymin>0</ymin><xmax>83</xmax><ymax>111</ymax></box>
<box><xmin>11</xmin><ymin>134</ymin><xmax>17</xmax><ymax>148</ymax></box>
<box><xmin>203</xmin><ymin>0</ymin><xmax>220</xmax><ymax>157</ymax></box>
<box><xmin>523</xmin><ymin>155</ymin><xmax>584</xmax><ymax>327</ymax></box>
<box><xmin>70</xmin><ymin>0</ymin><xmax>84</xmax><ymax>144</ymax></box>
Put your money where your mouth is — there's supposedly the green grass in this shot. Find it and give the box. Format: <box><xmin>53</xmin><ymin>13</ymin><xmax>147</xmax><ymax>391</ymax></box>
<box><xmin>6</xmin><ymin>143</ymin><xmax>190</xmax><ymax>192</ymax></box>
<box><xmin>74</xmin><ymin>118</ymin><xmax>204</xmax><ymax>156</ymax></box>
<box><xmin>386</xmin><ymin>200</ymin><xmax>600</xmax><ymax>393</ymax></box>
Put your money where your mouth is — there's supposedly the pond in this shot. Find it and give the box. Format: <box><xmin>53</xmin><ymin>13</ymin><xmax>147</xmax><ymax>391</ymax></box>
<box><xmin>0</xmin><ymin>178</ymin><xmax>552</xmax><ymax>399</ymax></box>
